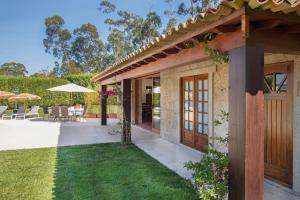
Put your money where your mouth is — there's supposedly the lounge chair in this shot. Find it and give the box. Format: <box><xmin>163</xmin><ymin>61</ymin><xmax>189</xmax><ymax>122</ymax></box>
<box><xmin>2</xmin><ymin>106</ymin><xmax>25</xmax><ymax>120</ymax></box>
<box><xmin>0</xmin><ymin>106</ymin><xmax>8</xmax><ymax>118</ymax></box>
<box><xmin>25</xmin><ymin>106</ymin><xmax>40</xmax><ymax>119</ymax></box>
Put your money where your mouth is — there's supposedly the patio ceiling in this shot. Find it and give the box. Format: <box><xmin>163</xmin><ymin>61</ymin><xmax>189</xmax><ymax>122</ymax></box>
<box><xmin>92</xmin><ymin>0</ymin><xmax>300</xmax><ymax>84</ymax></box>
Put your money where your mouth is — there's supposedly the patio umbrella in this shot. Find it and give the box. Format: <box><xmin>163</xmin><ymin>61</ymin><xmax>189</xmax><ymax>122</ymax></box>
<box><xmin>47</xmin><ymin>83</ymin><xmax>95</xmax><ymax>105</ymax></box>
<box><xmin>8</xmin><ymin>93</ymin><xmax>41</xmax><ymax>101</ymax></box>
<box><xmin>0</xmin><ymin>91</ymin><xmax>15</xmax><ymax>100</ymax></box>
<box><xmin>8</xmin><ymin>93</ymin><xmax>41</xmax><ymax>109</ymax></box>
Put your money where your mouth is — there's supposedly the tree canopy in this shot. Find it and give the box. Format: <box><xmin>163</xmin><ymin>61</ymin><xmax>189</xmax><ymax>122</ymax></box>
<box><xmin>0</xmin><ymin>62</ymin><xmax>28</xmax><ymax>77</ymax></box>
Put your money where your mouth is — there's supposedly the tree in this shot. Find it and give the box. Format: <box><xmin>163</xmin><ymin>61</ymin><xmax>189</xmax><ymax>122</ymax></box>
<box><xmin>0</xmin><ymin>62</ymin><xmax>28</xmax><ymax>76</ymax></box>
<box><xmin>43</xmin><ymin>16</ymin><xmax>72</xmax><ymax>76</ymax></box>
<box><xmin>72</xmin><ymin>23</ymin><xmax>105</xmax><ymax>73</ymax></box>
<box><xmin>99</xmin><ymin>1</ymin><xmax>162</xmax><ymax>61</ymax></box>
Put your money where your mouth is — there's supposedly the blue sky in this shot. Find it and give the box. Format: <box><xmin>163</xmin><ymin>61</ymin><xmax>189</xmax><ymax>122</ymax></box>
<box><xmin>0</xmin><ymin>0</ymin><xmax>188</xmax><ymax>75</ymax></box>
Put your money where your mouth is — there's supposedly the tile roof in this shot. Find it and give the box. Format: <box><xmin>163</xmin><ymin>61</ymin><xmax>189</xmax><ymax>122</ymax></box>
<box><xmin>93</xmin><ymin>0</ymin><xmax>300</xmax><ymax>82</ymax></box>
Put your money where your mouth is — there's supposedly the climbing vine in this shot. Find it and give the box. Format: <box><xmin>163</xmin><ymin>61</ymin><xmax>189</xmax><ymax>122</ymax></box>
<box><xmin>197</xmin><ymin>32</ymin><xmax>229</xmax><ymax>64</ymax></box>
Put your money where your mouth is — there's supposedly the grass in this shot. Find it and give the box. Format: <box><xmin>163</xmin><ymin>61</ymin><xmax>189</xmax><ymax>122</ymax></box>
<box><xmin>0</xmin><ymin>143</ymin><xmax>198</xmax><ymax>200</ymax></box>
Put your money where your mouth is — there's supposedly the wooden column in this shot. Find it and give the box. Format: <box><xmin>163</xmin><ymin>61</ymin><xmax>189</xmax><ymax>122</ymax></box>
<box><xmin>101</xmin><ymin>85</ymin><xmax>107</xmax><ymax>125</ymax></box>
<box><xmin>228</xmin><ymin>45</ymin><xmax>264</xmax><ymax>200</ymax></box>
<box><xmin>122</xmin><ymin>79</ymin><xmax>131</xmax><ymax>143</ymax></box>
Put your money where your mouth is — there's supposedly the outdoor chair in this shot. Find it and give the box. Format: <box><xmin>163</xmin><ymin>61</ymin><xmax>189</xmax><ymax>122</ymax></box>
<box><xmin>52</xmin><ymin>106</ymin><xmax>60</xmax><ymax>120</ymax></box>
<box><xmin>0</xmin><ymin>106</ymin><xmax>8</xmax><ymax>119</ymax></box>
<box><xmin>25</xmin><ymin>106</ymin><xmax>40</xmax><ymax>119</ymax></box>
<box><xmin>13</xmin><ymin>106</ymin><xmax>26</xmax><ymax>120</ymax></box>
<box><xmin>60</xmin><ymin>106</ymin><xmax>70</xmax><ymax>120</ymax></box>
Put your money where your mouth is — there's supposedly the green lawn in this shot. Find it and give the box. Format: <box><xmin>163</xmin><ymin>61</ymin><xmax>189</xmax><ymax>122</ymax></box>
<box><xmin>0</xmin><ymin>143</ymin><xmax>197</xmax><ymax>200</ymax></box>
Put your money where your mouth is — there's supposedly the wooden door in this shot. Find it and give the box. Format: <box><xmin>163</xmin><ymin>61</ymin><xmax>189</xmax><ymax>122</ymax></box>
<box><xmin>181</xmin><ymin>75</ymin><xmax>208</xmax><ymax>152</ymax></box>
<box><xmin>264</xmin><ymin>62</ymin><xmax>293</xmax><ymax>186</ymax></box>
<box><xmin>181</xmin><ymin>77</ymin><xmax>195</xmax><ymax>147</ymax></box>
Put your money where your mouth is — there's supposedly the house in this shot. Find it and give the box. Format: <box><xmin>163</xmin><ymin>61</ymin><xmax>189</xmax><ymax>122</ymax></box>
<box><xmin>93</xmin><ymin>0</ymin><xmax>300</xmax><ymax>199</ymax></box>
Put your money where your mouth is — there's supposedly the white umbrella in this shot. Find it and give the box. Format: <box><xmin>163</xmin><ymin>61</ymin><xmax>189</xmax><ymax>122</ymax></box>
<box><xmin>48</xmin><ymin>83</ymin><xmax>95</xmax><ymax>105</ymax></box>
<box><xmin>48</xmin><ymin>83</ymin><xmax>95</xmax><ymax>93</ymax></box>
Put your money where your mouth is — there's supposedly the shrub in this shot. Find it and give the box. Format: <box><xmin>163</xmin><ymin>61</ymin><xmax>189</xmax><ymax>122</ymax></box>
<box><xmin>185</xmin><ymin>111</ymin><xmax>229</xmax><ymax>200</ymax></box>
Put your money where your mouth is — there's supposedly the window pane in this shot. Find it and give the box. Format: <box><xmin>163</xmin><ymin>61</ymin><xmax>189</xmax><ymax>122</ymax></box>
<box><xmin>198</xmin><ymin>113</ymin><xmax>202</xmax><ymax>123</ymax></box>
<box><xmin>184</xmin><ymin>121</ymin><xmax>188</xmax><ymax>130</ymax></box>
<box><xmin>279</xmin><ymin>79</ymin><xmax>288</xmax><ymax>92</ymax></box>
<box><xmin>184</xmin><ymin>91</ymin><xmax>188</xmax><ymax>100</ymax></box>
<box><xmin>198</xmin><ymin>123</ymin><xmax>202</xmax><ymax>134</ymax></box>
<box><xmin>189</xmin><ymin>122</ymin><xmax>193</xmax><ymax>131</ymax></box>
<box><xmin>265</xmin><ymin>74</ymin><xmax>273</xmax><ymax>90</ymax></box>
<box><xmin>203</xmin><ymin>114</ymin><xmax>208</xmax><ymax>124</ymax></box>
<box><xmin>198</xmin><ymin>91</ymin><xmax>202</xmax><ymax>101</ymax></box>
<box><xmin>198</xmin><ymin>102</ymin><xmax>202</xmax><ymax>112</ymax></box>
<box><xmin>276</xmin><ymin>73</ymin><xmax>287</xmax><ymax>92</ymax></box>
<box><xmin>198</xmin><ymin>80</ymin><xmax>202</xmax><ymax>90</ymax></box>
<box><xmin>185</xmin><ymin>81</ymin><xmax>189</xmax><ymax>91</ymax></box>
<box><xmin>184</xmin><ymin>111</ymin><xmax>188</xmax><ymax>120</ymax></box>
<box><xmin>203</xmin><ymin>102</ymin><xmax>208</xmax><ymax>113</ymax></box>
<box><xmin>203</xmin><ymin>91</ymin><xmax>208</xmax><ymax>101</ymax></box>
<box><xmin>189</xmin><ymin>81</ymin><xmax>193</xmax><ymax>90</ymax></box>
<box><xmin>189</xmin><ymin>91</ymin><xmax>193</xmax><ymax>99</ymax></box>
<box><xmin>189</xmin><ymin>111</ymin><xmax>194</xmax><ymax>121</ymax></box>
<box><xmin>203</xmin><ymin>80</ymin><xmax>208</xmax><ymax>90</ymax></box>
<box><xmin>203</xmin><ymin>125</ymin><xmax>208</xmax><ymax>134</ymax></box>
<box><xmin>189</xmin><ymin>101</ymin><xmax>194</xmax><ymax>111</ymax></box>
<box><xmin>184</xmin><ymin>101</ymin><xmax>188</xmax><ymax>110</ymax></box>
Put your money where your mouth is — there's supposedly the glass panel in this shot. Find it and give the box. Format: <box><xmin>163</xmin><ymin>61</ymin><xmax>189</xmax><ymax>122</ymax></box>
<box><xmin>153</xmin><ymin>77</ymin><xmax>161</xmax><ymax>130</ymax></box>
<box><xmin>263</xmin><ymin>79</ymin><xmax>271</xmax><ymax>94</ymax></box>
<box><xmin>184</xmin><ymin>101</ymin><xmax>188</xmax><ymax>110</ymax></box>
<box><xmin>198</xmin><ymin>91</ymin><xmax>202</xmax><ymax>101</ymax></box>
<box><xmin>189</xmin><ymin>81</ymin><xmax>193</xmax><ymax>91</ymax></box>
<box><xmin>276</xmin><ymin>73</ymin><xmax>287</xmax><ymax>92</ymax></box>
<box><xmin>265</xmin><ymin>74</ymin><xmax>273</xmax><ymax>91</ymax></box>
<box><xmin>184</xmin><ymin>121</ymin><xmax>188</xmax><ymax>130</ymax></box>
<box><xmin>189</xmin><ymin>111</ymin><xmax>194</xmax><ymax>121</ymax></box>
<box><xmin>198</xmin><ymin>123</ymin><xmax>202</xmax><ymax>134</ymax></box>
<box><xmin>203</xmin><ymin>125</ymin><xmax>208</xmax><ymax>134</ymax></box>
<box><xmin>189</xmin><ymin>122</ymin><xmax>193</xmax><ymax>131</ymax></box>
<box><xmin>189</xmin><ymin>100</ymin><xmax>193</xmax><ymax>111</ymax></box>
<box><xmin>279</xmin><ymin>79</ymin><xmax>288</xmax><ymax>92</ymax></box>
<box><xmin>203</xmin><ymin>91</ymin><xmax>208</xmax><ymax>101</ymax></box>
<box><xmin>203</xmin><ymin>114</ymin><xmax>208</xmax><ymax>124</ymax></box>
<box><xmin>184</xmin><ymin>111</ymin><xmax>189</xmax><ymax>120</ymax></box>
<box><xmin>198</xmin><ymin>113</ymin><xmax>202</xmax><ymax>123</ymax></box>
<box><xmin>203</xmin><ymin>80</ymin><xmax>208</xmax><ymax>90</ymax></box>
<box><xmin>185</xmin><ymin>81</ymin><xmax>189</xmax><ymax>91</ymax></box>
<box><xmin>184</xmin><ymin>92</ymin><xmax>189</xmax><ymax>100</ymax></box>
<box><xmin>198</xmin><ymin>80</ymin><xmax>202</xmax><ymax>90</ymax></box>
<box><xmin>189</xmin><ymin>91</ymin><xmax>193</xmax><ymax>99</ymax></box>
<box><xmin>203</xmin><ymin>102</ymin><xmax>208</xmax><ymax>113</ymax></box>
<box><xmin>198</xmin><ymin>102</ymin><xmax>202</xmax><ymax>112</ymax></box>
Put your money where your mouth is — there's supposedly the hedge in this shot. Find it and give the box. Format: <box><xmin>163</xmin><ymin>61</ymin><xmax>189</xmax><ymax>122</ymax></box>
<box><xmin>0</xmin><ymin>75</ymin><xmax>118</xmax><ymax>108</ymax></box>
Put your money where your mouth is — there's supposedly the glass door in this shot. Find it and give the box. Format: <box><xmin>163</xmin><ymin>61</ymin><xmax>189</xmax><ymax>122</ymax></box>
<box><xmin>152</xmin><ymin>77</ymin><xmax>160</xmax><ymax>132</ymax></box>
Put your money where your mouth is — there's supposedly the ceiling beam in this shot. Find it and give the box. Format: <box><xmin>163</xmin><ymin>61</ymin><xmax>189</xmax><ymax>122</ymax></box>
<box><xmin>99</xmin><ymin>30</ymin><xmax>245</xmax><ymax>85</ymax></box>
<box><xmin>284</xmin><ymin>24</ymin><xmax>300</xmax><ymax>33</ymax></box>
<box><xmin>253</xmin><ymin>19</ymin><xmax>282</xmax><ymax>30</ymax></box>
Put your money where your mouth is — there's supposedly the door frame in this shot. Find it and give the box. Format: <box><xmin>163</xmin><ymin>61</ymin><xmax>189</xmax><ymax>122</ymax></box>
<box><xmin>264</xmin><ymin>61</ymin><xmax>294</xmax><ymax>187</ymax></box>
<box><xmin>180</xmin><ymin>74</ymin><xmax>209</xmax><ymax>152</ymax></box>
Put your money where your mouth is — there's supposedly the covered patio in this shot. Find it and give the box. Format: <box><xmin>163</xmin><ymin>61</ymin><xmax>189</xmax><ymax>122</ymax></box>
<box><xmin>93</xmin><ymin>1</ymin><xmax>300</xmax><ymax>199</ymax></box>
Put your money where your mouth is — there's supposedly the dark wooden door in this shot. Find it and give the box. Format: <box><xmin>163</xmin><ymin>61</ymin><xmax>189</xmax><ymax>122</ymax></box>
<box><xmin>264</xmin><ymin>62</ymin><xmax>293</xmax><ymax>186</ymax></box>
<box><xmin>181</xmin><ymin>75</ymin><xmax>208</xmax><ymax>152</ymax></box>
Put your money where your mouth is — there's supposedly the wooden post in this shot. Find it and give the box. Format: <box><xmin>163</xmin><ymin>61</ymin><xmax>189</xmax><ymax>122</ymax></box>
<box><xmin>228</xmin><ymin>45</ymin><xmax>264</xmax><ymax>200</ymax></box>
<box><xmin>101</xmin><ymin>85</ymin><xmax>107</xmax><ymax>125</ymax></box>
<box><xmin>122</xmin><ymin>79</ymin><xmax>131</xmax><ymax>144</ymax></box>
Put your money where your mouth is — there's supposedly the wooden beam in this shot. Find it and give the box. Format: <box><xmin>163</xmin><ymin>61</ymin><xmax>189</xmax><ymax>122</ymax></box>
<box><xmin>121</xmin><ymin>79</ymin><xmax>132</xmax><ymax>143</ymax></box>
<box><xmin>228</xmin><ymin>45</ymin><xmax>264</xmax><ymax>200</ymax></box>
<box><xmin>284</xmin><ymin>24</ymin><xmax>300</xmax><ymax>33</ymax></box>
<box><xmin>214</xmin><ymin>24</ymin><xmax>238</xmax><ymax>33</ymax></box>
<box><xmin>249</xmin><ymin>29</ymin><xmax>300</xmax><ymax>54</ymax></box>
<box><xmin>253</xmin><ymin>19</ymin><xmax>282</xmax><ymax>30</ymax></box>
<box><xmin>93</xmin><ymin>9</ymin><xmax>245</xmax><ymax>82</ymax></box>
<box><xmin>163</xmin><ymin>47</ymin><xmax>180</xmax><ymax>54</ymax></box>
<box><xmin>99</xmin><ymin>30</ymin><xmax>244</xmax><ymax>85</ymax></box>
<box><xmin>242</xmin><ymin>14</ymin><xmax>250</xmax><ymax>38</ymax></box>
<box><xmin>101</xmin><ymin>85</ymin><xmax>107</xmax><ymax>125</ymax></box>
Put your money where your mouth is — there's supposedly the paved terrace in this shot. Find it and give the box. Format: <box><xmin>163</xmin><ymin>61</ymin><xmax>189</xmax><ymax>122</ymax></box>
<box><xmin>0</xmin><ymin>119</ymin><xmax>299</xmax><ymax>200</ymax></box>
